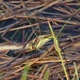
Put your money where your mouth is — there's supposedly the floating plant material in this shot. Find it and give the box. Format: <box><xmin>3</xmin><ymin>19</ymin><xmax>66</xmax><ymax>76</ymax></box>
<box><xmin>0</xmin><ymin>0</ymin><xmax>80</xmax><ymax>80</ymax></box>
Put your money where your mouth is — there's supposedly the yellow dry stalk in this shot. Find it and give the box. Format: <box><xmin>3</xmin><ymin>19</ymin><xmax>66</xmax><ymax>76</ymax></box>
<box><xmin>48</xmin><ymin>21</ymin><xmax>69</xmax><ymax>80</ymax></box>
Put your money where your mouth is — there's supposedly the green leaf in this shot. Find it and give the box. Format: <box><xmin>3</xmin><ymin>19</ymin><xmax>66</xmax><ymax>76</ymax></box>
<box><xmin>43</xmin><ymin>70</ymin><xmax>50</xmax><ymax>80</ymax></box>
<box><xmin>73</xmin><ymin>62</ymin><xmax>79</xmax><ymax>80</ymax></box>
<box><xmin>20</xmin><ymin>64</ymin><xmax>30</xmax><ymax>80</ymax></box>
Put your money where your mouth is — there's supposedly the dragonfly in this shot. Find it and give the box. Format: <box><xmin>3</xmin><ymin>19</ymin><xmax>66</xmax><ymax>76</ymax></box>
<box><xmin>28</xmin><ymin>34</ymin><xmax>52</xmax><ymax>50</ymax></box>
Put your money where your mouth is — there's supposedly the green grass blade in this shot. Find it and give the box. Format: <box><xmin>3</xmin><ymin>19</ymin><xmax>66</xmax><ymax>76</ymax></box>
<box><xmin>0</xmin><ymin>75</ymin><xmax>2</xmax><ymax>79</ymax></box>
<box><xmin>48</xmin><ymin>21</ymin><xmax>69</xmax><ymax>80</ymax></box>
<box><xmin>20</xmin><ymin>64</ymin><xmax>30</xmax><ymax>80</ymax></box>
<box><xmin>57</xmin><ymin>17</ymin><xmax>71</xmax><ymax>39</ymax></box>
<box><xmin>57</xmin><ymin>8</ymin><xmax>80</xmax><ymax>39</ymax></box>
<box><xmin>43</xmin><ymin>70</ymin><xmax>50</xmax><ymax>80</ymax></box>
<box><xmin>73</xmin><ymin>62</ymin><xmax>79</xmax><ymax>80</ymax></box>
